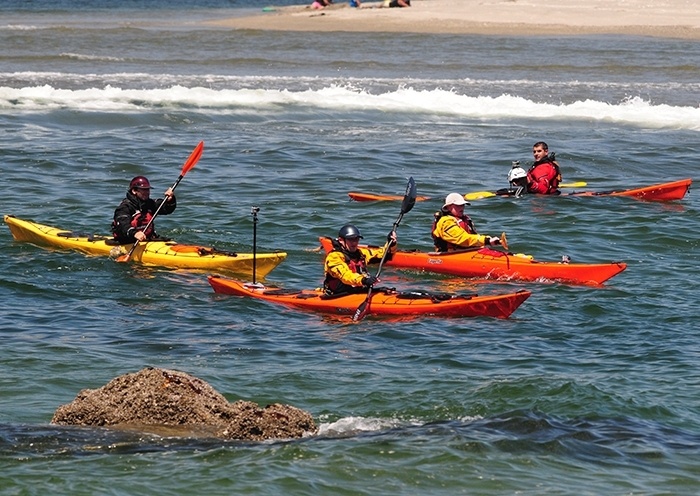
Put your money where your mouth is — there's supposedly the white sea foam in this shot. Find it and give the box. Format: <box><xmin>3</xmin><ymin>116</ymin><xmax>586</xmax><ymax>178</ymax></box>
<box><xmin>1</xmin><ymin>24</ymin><xmax>38</xmax><ymax>31</ymax></box>
<box><xmin>1</xmin><ymin>83</ymin><xmax>698</xmax><ymax>130</ymax></box>
<box><xmin>316</xmin><ymin>414</ymin><xmax>484</xmax><ymax>436</ymax></box>
<box><xmin>317</xmin><ymin>415</ymin><xmax>421</xmax><ymax>436</ymax></box>
<box><xmin>59</xmin><ymin>53</ymin><xmax>125</xmax><ymax>62</ymax></box>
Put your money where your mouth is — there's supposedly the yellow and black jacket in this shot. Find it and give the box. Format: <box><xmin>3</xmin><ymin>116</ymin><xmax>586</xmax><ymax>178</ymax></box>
<box><xmin>323</xmin><ymin>238</ymin><xmax>395</xmax><ymax>295</ymax></box>
<box><xmin>432</xmin><ymin>212</ymin><xmax>487</xmax><ymax>252</ymax></box>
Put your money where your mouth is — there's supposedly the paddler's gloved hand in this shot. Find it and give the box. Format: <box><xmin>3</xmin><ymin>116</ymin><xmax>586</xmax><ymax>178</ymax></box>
<box><xmin>386</xmin><ymin>230</ymin><xmax>397</xmax><ymax>246</ymax></box>
<box><xmin>486</xmin><ymin>236</ymin><xmax>501</xmax><ymax>246</ymax></box>
<box><xmin>361</xmin><ymin>275</ymin><xmax>379</xmax><ymax>287</ymax></box>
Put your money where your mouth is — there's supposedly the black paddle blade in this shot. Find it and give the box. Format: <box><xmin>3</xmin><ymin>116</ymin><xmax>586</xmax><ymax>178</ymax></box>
<box><xmin>352</xmin><ymin>299</ymin><xmax>369</xmax><ymax>322</ymax></box>
<box><xmin>401</xmin><ymin>177</ymin><xmax>417</xmax><ymax>215</ymax></box>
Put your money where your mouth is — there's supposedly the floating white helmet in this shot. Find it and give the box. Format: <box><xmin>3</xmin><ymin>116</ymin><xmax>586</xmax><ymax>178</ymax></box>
<box><xmin>508</xmin><ymin>166</ymin><xmax>527</xmax><ymax>183</ymax></box>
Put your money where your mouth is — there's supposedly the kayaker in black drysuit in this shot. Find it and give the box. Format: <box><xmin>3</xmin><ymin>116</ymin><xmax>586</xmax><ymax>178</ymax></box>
<box><xmin>112</xmin><ymin>176</ymin><xmax>176</xmax><ymax>244</ymax></box>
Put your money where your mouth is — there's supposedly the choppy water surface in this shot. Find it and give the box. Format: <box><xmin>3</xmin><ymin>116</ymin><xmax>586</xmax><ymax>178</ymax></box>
<box><xmin>1</xmin><ymin>1</ymin><xmax>699</xmax><ymax>494</ymax></box>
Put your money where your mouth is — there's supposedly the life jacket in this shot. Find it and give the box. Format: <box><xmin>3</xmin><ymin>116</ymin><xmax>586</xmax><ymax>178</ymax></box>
<box><xmin>431</xmin><ymin>210</ymin><xmax>477</xmax><ymax>252</ymax></box>
<box><xmin>527</xmin><ymin>154</ymin><xmax>562</xmax><ymax>194</ymax></box>
<box><xmin>548</xmin><ymin>159</ymin><xmax>562</xmax><ymax>191</ymax></box>
<box><xmin>323</xmin><ymin>238</ymin><xmax>370</xmax><ymax>295</ymax></box>
<box><xmin>130</xmin><ymin>210</ymin><xmax>155</xmax><ymax>239</ymax></box>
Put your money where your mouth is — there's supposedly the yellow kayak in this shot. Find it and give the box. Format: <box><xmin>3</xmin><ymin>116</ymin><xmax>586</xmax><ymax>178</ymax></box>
<box><xmin>4</xmin><ymin>215</ymin><xmax>287</xmax><ymax>277</ymax></box>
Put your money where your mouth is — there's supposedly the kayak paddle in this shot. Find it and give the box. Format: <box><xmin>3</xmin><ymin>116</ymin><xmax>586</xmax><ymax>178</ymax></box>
<box><xmin>464</xmin><ymin>182</ymin><xmax>588</xmax><ymax>201</ymax></box>
<box><xmin>116</xmin><ymin>140</ymin><xmax>204</xmax><ymax>263</ymax></box>
<box><xmin>350</xmin><ymin>182</ymin><xmax>587</xmax><ymax>203</ymax></box>
<box><xmin>352</xmin><ymin>177</ymin><xmax>417</xmax><ymax>322</ymax></box>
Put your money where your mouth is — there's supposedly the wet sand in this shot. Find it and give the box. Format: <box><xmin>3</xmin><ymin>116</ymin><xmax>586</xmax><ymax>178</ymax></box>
<box><xmin>207</xmin><ymin>0</ymin><xmax>700</xmax><ymax>39</ymax></box>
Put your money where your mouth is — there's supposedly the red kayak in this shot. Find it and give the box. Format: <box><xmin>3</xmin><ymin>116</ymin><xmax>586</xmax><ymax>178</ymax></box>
<box><xmin>349</xmin><ymin>178</ymin><xmax>691</xmax><ymax>203</ymax></box>
<box><xmin>318</xmin><ymin>237</ymin><xmax>626</xmax><ymax>286</ymax></box>
<box><xmin>208</xmin><ymin>275</ymin><xmax>531</xmax><ymax>320</ymax></box>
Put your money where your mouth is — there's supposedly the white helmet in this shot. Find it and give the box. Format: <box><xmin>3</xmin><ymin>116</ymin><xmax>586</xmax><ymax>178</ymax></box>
<box><xmin>508</xmin><ymin>166</ymin><xmax>527</xmax><ymax>183</ymax></box>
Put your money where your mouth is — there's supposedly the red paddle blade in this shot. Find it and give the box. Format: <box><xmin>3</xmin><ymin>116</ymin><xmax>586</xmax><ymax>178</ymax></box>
<box><xmin>181</xmin><ymin>141</ymin><xmax>203</xmax><ymax>176</ymax></box>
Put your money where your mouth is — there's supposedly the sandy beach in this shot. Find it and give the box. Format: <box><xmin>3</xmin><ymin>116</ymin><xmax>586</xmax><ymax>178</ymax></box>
<box><xmin>209</xmin><ymin>0</ymin><xmax>700</xmax><ymax>39</ymax></box>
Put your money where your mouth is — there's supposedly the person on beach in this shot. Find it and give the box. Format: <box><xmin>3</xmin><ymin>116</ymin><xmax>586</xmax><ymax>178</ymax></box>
<box><xmin>311</xmin><ymin>0</ymin><xmax>332</xmax><ymax>9</ymax></box>
<box><xmin>382</xmin><ymin>0</ymin><xmax>411</xmax><ymax>7</ymax></box>
<box><xmin>525</xmin><ymin>141</ymin><xmax>561</xmax><ymax>195</ymax></box>
<box><xmin>324</xmin><ymin>224</ymin><xmax>397</xmax><ymax>295</ymax></box>
<box><xmin>112</xmin><ymin>176</ymin><xmax>176</xmax><ymax>244</ymax></box>
<box><xmin>432</xmin><ymin>193</ymin><xmax>502</xmax><ymax>252</ymax></box>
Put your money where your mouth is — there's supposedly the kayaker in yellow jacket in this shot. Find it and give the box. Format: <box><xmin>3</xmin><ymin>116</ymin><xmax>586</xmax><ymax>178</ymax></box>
<box><xmin>432</xmin><ymin>193</ymin><xmax>502</xmax><ymax>252</ymax></box>
<box><xmin>324</xmin><ymin>224</ymin><xmax>397</xmax><ymax>295</ymax></box>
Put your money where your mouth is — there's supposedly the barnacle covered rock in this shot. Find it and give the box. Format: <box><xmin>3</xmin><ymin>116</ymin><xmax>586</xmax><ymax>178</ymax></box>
<box><xmin>51</xmin><ymin>367</ymin><xmax>316</xmax><ymax>441</ymax></box>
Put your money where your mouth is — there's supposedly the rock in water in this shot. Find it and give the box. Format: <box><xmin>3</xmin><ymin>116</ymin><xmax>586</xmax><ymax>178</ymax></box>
<box><xmin>51</xmin><ymin>367</ymin><xmax>317</xmax><ymax>441</ymax></box>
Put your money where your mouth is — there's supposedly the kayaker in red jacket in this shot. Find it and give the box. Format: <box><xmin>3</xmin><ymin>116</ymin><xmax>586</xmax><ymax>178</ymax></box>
<box><xmin>324</xmin><ymin>224</ymin><xmax>397</xmax><ymax>295</ymax></box>
<box><xmin>526</xmin><ymin>141</ymin><xmax>562</xmax><ymax>195</ymax></box>
<box><xmin>112</xmin><ymin>176</ymin><xmax>176</xmax><ymax>244</ymax></box>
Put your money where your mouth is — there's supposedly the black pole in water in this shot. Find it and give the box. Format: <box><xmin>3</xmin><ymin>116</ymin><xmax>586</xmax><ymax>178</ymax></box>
<box><xmin>251</xmin><ymin>206</ymin><xmax>259</xmax><ymax>284</ymax></box>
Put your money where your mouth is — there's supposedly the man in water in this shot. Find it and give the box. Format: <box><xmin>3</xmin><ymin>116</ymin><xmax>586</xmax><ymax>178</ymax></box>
<box><xmin>526</xmin><ymin>141</ymin><xmax>562</xmax><ymax>195</ymax></box>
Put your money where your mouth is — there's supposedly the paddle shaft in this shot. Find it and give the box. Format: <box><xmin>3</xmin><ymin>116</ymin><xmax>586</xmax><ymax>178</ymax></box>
<box><xmin>465</xmin><ymin>182</ymin><xmax>588</xmax><ymax>201</ymax></box>
<box><xmin>352</xmin><ymin>217</ymin><xmax>400</xmax><ymax>322</ymax></box>
<box><xmin>351</xmin><ymin>183</ymin><xmax>586</xmax><ymax>203</ymax></box>
<box><xmin>374</xmin><ymin>212</ymin><xmax>404</xmax><ymax>279</ymax></box>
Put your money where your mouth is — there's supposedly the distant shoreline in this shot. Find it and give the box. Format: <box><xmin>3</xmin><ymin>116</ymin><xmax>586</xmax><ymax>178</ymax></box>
<box><xmin>206</xmin><ymin>0</ymin><xmax>700</xmax><ymax>40</ymax></box>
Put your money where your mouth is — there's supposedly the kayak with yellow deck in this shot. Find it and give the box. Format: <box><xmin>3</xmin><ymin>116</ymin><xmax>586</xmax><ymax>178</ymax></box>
<box><xmin>4</xmin><ymin>215</ymin><xmax>287</xmax><ymax>277</ymax></box>
<box><xmin>207</xmin><ymin>275</ymin><xmax>531</xmax><ymax>320</ymax></box>
<box><xmin>318</xmin><ymin>236</ymin><xmax>626</xmax><ymax>286</ymax></box>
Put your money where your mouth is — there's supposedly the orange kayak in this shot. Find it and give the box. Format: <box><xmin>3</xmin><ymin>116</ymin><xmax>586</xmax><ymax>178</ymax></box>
<box><xmin>348</xmin><ymin>178</ymin><xmax>691</xmax><ymax>203</ymax></box>
<box><xmin>348</xmin><ymin>192</ymin><xmax>432</xmax><ymax>202</ymax></box>
<box><xmin>318</xmin><ymin>237</ymin><xmax>626</xmax><ymax>286</ymax></box>
<box><xmin>569</xmin><ymin>178</ymin><xmax>692</xmax><ymax>201</ymax></box>
<box><xmin>208</xmin><ymin>275</ymin><xmax>531</xmax><ymax>320</ymax></box>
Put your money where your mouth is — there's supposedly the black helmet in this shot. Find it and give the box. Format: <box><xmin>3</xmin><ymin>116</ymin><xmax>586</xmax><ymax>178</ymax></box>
<box><xmin>338</xmin><ymin>224</ymin><xmax>363</xmax><ymax>239</ymax></box>
<box><xmin>129</xmin><ymin>176</ymin><xmax>151</xmax><ymax>190</ymax></box>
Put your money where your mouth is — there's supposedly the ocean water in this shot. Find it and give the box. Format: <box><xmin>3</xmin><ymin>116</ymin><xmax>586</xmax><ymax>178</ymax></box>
<box><xmin>1</xmin><ymin>1</ymin><xmax>699</xmax><ymax>494</ymax></box>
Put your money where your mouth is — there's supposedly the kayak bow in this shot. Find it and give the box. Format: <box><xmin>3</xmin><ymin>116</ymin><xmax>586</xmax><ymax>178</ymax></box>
<box><xmin>572</xmin><ymin>178</ymin><xmax>692</xmax><ymax>202</ymax></box>
<box><xmin>208</xmin><ymin>275</ymin><xmax>531</xmax><ymax>320</ymax></box>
